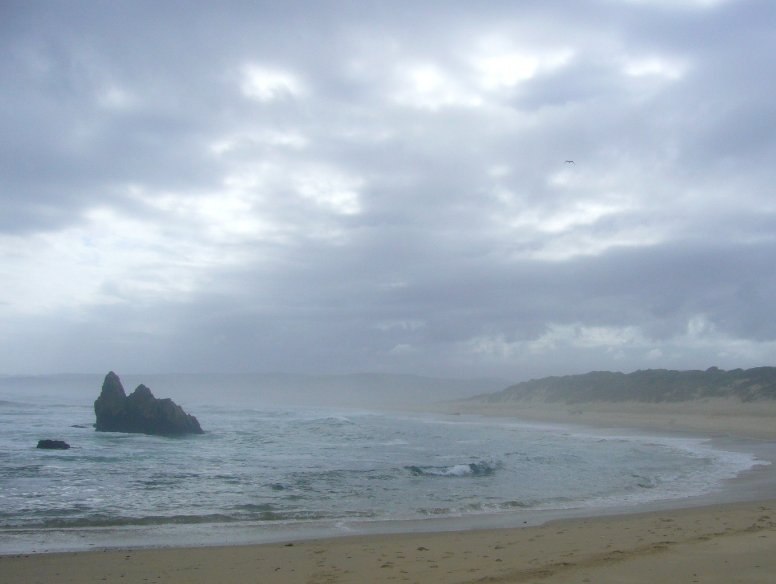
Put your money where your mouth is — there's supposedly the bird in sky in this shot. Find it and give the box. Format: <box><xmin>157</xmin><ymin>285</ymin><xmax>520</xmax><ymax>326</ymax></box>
<box><xmin>564</xmin><ymin>160</ymin><xmax>575</xmax><ymax>164</ymax></box>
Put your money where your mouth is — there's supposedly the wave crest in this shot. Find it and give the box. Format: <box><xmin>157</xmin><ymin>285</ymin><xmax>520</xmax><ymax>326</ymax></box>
<box><xmin>406</xmin><ymin>460</ymin><xmax>502</xmax><ymax>478</ymax></box>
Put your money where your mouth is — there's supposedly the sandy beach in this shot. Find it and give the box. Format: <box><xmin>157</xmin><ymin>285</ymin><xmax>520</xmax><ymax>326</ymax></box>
<box><xmin>442</xmin><ymin>397</ymin><xmax>776</xmax><ymax>440</ymax></box>
<box><xmin>3</xmin><ymin>403</ymin><xmax>776</xmax><ymax>584</ymax></box>
<box><xmin>1</xmin><ymin>499</ymin><xmax>775</xmax><ymax>584</ymax></box>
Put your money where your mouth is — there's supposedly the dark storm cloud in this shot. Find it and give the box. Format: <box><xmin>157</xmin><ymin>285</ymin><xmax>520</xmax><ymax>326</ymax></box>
<box><xmin>1</xmin><ymin>0</ymin><xmax>775</xmax><ymax>377</ymax></box>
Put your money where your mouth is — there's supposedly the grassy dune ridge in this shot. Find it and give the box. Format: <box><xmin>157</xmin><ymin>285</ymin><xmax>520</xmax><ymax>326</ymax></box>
<box><xmin>474</xmin><ymin>366</ymin><xmax>776</xmax><ymax>404</ymax></box>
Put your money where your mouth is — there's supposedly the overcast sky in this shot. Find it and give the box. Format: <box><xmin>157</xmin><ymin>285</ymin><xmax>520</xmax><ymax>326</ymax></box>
<box><xmin>1</xmin><ymin>0</ymin><xmax>775</xmax><ymax>380</ymax></box>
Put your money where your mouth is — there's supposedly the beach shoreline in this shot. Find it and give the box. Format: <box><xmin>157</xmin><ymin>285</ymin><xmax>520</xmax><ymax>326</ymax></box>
<box><xmin>2</xmin><ymin>403</ymin><xmax>775</xmax><ymax>583</ymax></box>
<box><xmin>434</xmin><ymin>396</ymin><xmax>776</xmax><ymax>440</ymax></box>
<box><xmin>2</xmin><ymin>498</ymin><xmax>775</xmax><ymax>583</ymax></box>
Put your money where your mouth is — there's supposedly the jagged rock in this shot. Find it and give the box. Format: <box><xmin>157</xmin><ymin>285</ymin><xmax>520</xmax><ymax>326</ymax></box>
<box><xmin>94</xmin><ymin>371</ymin><xmax>204</xmax><ymax>436</ymax></box>
<box><xmin>37</xmin><ymin>439</ymin><xmax>70</xmax><ymax>450</ymax></box>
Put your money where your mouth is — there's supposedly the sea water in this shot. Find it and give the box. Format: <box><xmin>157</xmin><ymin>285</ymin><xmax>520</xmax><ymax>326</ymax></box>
<box><xmin>0</xmin><ymin>392</ymin><xmax>764</xmax><ymax>553</ymax></box>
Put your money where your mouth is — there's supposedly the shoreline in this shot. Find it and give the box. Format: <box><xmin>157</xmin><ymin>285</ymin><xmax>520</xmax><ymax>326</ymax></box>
<box><xmin>2</xmin><ymin>407</ymin><xmax>774</xmax><ymax>556</ymax></box>
<box><xmin>436</xmin><ymin>397</ymin><xmax>776</xmax><ymax>440</ymax></box>
<box><xmin>2</xmin><ymin>403</ymin><xmax>775</xmax><ymax>583</ymax></box>
<box><xmin>3</xmin><ymin>499</ymin><xmax>776</xmax><ymax>583</ymax></box>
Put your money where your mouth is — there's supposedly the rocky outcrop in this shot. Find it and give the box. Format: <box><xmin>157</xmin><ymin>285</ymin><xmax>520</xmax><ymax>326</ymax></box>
<box><xmin>94</xmin><ymin>372</ymin><xmax>204</xmax><ymax>436</ymax></box>
<box><xmin>37</xmin><ymin>439</ymin><xmax>71</xmax><ymax>450</ymax></box>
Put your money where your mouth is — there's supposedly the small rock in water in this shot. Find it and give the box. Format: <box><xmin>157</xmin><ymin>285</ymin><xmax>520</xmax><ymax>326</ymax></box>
<box><xmin>37</xmin><ymin>439</ymin><xmax>71</xmax><ymax>450</ymax></box>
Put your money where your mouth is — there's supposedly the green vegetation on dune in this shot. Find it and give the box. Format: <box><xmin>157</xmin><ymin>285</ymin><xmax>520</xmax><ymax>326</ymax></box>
<box><xmin>479</xmin><ymin>367</ymin><xmax>776</xmax><ymax>404</ymax></box>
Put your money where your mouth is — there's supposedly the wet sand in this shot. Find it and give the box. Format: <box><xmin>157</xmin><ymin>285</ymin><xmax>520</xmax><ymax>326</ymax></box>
<box><xmin>2</xmin><ymin>500</ymin><xmax>775</xmax><ymax>583</ymax></box>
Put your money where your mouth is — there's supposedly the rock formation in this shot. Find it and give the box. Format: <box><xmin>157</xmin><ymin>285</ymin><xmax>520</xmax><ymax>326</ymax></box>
<box><xmin>94</xmin><ymin>371</ymin><xmax>204</xmax><ymax>435</ymax></box>
<box><xmin>37</xmin><ymin>439</ymin><xmax>70</xmax><ymax>450</ymax></box>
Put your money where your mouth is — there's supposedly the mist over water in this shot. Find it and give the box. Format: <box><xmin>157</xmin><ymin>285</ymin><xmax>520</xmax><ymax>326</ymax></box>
<box><xmin>0</xmin><ymin>378</ymin><xmax>763</xmax><ymax>552</ymax></box>
<box><xmin>0</xmin><ymin>373</ymin><xmax>507</xmax><ymax>409</ymax></box>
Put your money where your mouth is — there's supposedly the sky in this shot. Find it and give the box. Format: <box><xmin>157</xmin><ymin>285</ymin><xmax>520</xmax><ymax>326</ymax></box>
<box><xmin>1</xmin><ymin>0</ymin><xmax>775</xmax><ymax>380</ymax></box>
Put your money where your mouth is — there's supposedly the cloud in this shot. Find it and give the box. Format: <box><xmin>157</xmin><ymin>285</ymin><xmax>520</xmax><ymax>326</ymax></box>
<box><xmin>1</xmin><ymin>0</ymin><xmax>775</xmax><ymax>379</ymax></box>
<box><xmin>240</xmin><ymin>64</ymin><xmax>307</xmax><ymax>102</ymax></box>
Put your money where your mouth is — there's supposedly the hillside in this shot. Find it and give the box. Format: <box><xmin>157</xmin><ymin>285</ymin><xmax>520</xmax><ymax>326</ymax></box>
<box><xmin>475</xmin><ymin>366</ymin><xmax>776</xmax><ymax>404</ymax></box>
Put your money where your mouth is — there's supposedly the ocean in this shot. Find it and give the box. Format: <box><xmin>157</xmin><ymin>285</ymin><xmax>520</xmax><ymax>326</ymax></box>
<box><xmin>0</xmin><ymin>388</ymin><xmax>765</xmax><ymax>553</ymax></box>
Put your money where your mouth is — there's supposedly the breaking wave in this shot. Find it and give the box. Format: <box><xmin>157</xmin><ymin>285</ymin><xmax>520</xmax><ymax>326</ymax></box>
<box><xmin>406</xmin><ymin>460</ymin><xmax>503</xmax><ymax>477</ymax></box>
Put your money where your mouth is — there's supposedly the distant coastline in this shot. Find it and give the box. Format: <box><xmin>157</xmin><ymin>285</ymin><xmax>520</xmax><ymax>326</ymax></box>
<box><xmin>474</xmin><ymin>366</ymin><xmax>776</xmax><ymax>403</ymax></box>
<box><xmin>446</xmin><ymin>366</ymin><xmax>776</xmax><ymax>440</ymax></box>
